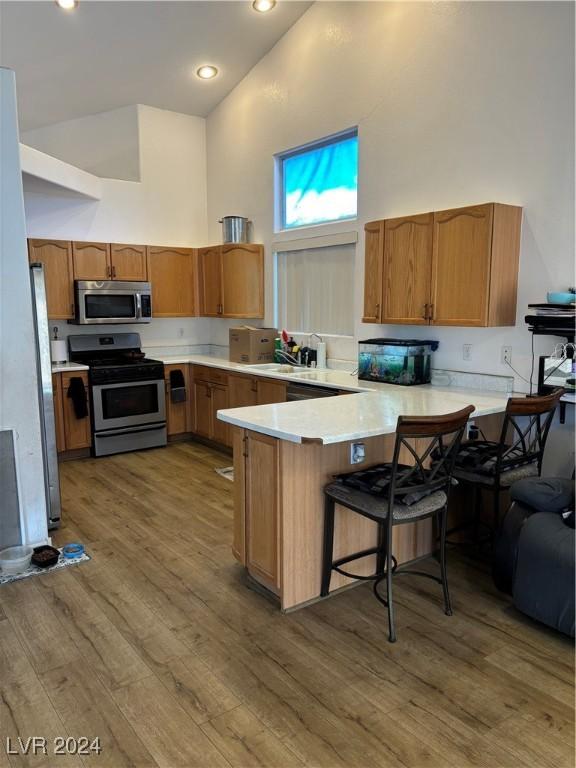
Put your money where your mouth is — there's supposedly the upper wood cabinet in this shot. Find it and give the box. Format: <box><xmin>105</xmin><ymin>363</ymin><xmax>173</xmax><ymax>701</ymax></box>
<box><xmin>110</xmin><ymin>244</ymin><xmax>148</xmax><ymax>281</ymax></box>
<box><xmin>198</xmin><ymin>245</ymin><xmax>222</xmax><ymax>317</ymax></box>
<box><xmin>382</xmin><ymin>213</ymin><xmax>433</xmax><ymax>325</ymax></box>
<box><xmin>362</xmin><ymin>203</ymin><xmax>522</xmax><ymax>327</ymax></box>
<box><xmin>431</xmin><ymin>204</ymin><xmax>521</xmax><ymax>326</ymax></box>
<box><xmin>28</xmin><ymin>239</ymin><xmax>75</xmax><ymax>319</ymax></box>
<box><xmin>72</xmin><ymin>241</ymin><xmax>110</xmax><ymax>280</ymax></box>
<box><xmin>73</xmin><ymin>241</ymin><xmax>148</xmax><ymax>282</ymax></box>
<box><xmin>147</xmin><ymin>246</ymin><xmax>196</xmax><ymax>317</ymax></box>
<box><xmin>362</xmin><ymin>221</ymin><xmax>384</xmax><ymax>323</ymax></box>
<box><xmin>198</xmin><ymin>244</ymin><xmax>264</xmax><ymax>319</ymax></box>
<box><xmin>28</xmin><ymin>237</ymin><xmax>265</xmax><ymax>321</ymax></box>
<box><xmin>221</xmin><ymin>244</ymin><xmax>264</xmax><ymax>319</ymax></box>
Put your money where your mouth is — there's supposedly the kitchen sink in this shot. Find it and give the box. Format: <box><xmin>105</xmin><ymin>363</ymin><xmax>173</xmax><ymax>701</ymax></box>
<box><xmin>290</xmin><ymin>370</ymin><xmax>332</xmax><ymax>381</ymax></box>
<box><xmin>245</xmin><ymin>363</ymin><xmax>300</xmax><ymax>373</ymax></box>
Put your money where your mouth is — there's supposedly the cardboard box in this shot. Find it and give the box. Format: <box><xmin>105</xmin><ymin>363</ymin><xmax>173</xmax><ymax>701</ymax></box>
<box><xmin>229</xmin><ymin>326</ymin><xmax>278</xmax><ymax>364</ymax></box>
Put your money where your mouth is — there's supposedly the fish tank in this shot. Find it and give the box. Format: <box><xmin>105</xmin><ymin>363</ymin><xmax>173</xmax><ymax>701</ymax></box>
<box><xmin>358</xmin><ymin>339</ymin><xmax>439</xmax><ymax>386</ymax></box>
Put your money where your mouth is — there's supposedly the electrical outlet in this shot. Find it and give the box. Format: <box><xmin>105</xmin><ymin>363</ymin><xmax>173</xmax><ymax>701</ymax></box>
<box><xmin>467</xmin><ymin>421</ymin><xmax>479</xmax><ymax>440</ymax></box>
<box><xmin>350</xmin><ymin>442</ymin><xmax>365</xmax><ymax>464</ymax></box>
<box><xmin>501</xmin><ymin>346</ymin><xmax>512</xmax><ymax>365</ymax></box>
<box><xmin>462</xmin><ymin>344</ymin><xmax>472</xmax><ymax>361</ymax></box>
<box><xmin>178</xmin><ymin>327</ymin><xmax>184</xmax><ymax>338</ymax></box>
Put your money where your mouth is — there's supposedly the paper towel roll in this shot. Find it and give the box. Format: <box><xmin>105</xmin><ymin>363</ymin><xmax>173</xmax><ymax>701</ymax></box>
<box><xmin>50</xmin><ymin>339</ymin><xmax>67</xmax><ymax>364</ymax></box>
<box><xmin>316</xmin><ymin>341</ymin><xmax>327</xmax><ymax>369</ymax></box>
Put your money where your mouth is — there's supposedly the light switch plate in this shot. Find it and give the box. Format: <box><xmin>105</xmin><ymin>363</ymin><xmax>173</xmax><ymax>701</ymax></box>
<box><xmin>350</xmin><ymin>442</ymin><xmax>365</xmax><ymax>464</ymax></box>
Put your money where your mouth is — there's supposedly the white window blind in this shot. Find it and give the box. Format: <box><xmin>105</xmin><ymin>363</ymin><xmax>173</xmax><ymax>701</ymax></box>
<box><xmin>275</xmin><ymin>243</ymin><xmax>355</xmax><ymax>336</ymax></box>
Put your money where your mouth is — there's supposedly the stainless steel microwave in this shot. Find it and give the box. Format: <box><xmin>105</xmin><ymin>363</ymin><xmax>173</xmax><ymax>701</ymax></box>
<box><xmin>73</xmin><ymin>281</ymin><xmax>152</xmax><ymax>325</ymax></box>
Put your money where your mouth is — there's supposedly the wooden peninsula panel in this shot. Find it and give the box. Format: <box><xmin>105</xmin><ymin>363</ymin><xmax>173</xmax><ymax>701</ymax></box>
<box><xmin>279</xmin><ymin>434</ymin><xmax>434</xmax><ymax>610</ymax></box>
<box><xmin>234</xmin><ymin>412</ymin><xmax>505</xmax><ymax>612</ymax></box>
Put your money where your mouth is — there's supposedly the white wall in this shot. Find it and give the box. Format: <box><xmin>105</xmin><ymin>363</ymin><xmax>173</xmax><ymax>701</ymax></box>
<box><xmin>205</xmin><ymin>0</ymin><xmax>575</xmax><ymax>474</ymax></box>
<box><xmin>24</xmin><ymin>104</ymin><xmax>209</xmax><ymax>351</ymax></box>
<box><xmin>23</xmin><ymin>105</ymin><xmax>141</xmax><ymax>181</ymax></box>
<box><xmin>0</xmin><ymin>68</ymin><xmax>49</xmax><ymax>546</ymax></box>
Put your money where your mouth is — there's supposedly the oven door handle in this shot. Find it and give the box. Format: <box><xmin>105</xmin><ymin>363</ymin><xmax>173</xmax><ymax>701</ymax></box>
<box><xmin>96</xmin><ymin>424</ymin><xmax>166</xmax><ymax>438</ymax></box>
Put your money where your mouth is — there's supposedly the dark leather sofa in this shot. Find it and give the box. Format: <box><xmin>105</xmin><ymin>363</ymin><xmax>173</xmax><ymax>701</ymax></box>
<box><xmin>492</xmin><ymin>476</ymin><xmax>575</xmax><ymax>637</ymax></box>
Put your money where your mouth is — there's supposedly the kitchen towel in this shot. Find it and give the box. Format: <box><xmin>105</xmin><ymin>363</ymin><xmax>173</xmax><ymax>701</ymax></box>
<box><xmin>170</xmin><ymin>369</ymin><xmax>187</xmax><ymax>403</ymax></box>
<box><xmin>67</xmin><ymin>377</ymin><xmax>88</xmax><ymax>419</ymax></box>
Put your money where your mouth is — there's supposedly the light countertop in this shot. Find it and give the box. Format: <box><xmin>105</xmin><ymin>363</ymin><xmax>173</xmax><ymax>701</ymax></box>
<box><xmin>158</xmin><ymin>354</ymin><xmax>368</xmax><ymax>392</ymax></box>
<box><xmin>217</xmin><ymin>386</ymin><xmax>509</xmax><ymax>444</ymax></box>
<box><xmin>51</xmin><ymin>361</ymin><xmax>89</xmax><ymax>373</ymax></box>
<box><xmin>50</xmin><ymin>353</ymin><xmax>511</xmax><ymax>444</ymax></box>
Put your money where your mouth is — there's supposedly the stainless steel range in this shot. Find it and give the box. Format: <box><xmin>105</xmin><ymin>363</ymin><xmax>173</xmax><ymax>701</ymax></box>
<box><xmin>68</xmin><ymin>333</ymin><xmax>166</xmax><ymax>457</ymax></box>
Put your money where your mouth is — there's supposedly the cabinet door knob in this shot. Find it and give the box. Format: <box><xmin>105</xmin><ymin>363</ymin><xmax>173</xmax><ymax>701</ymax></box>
<box><xmin>429</xmin><ymin>304</ymin><xmax>435</xmax><ymax>321</ymax></box>
<box><xmin>423</xmin><ymin>303</ymin><xmax>428</xmax><ymax>320</ymax></box>
<box><xmin>112</xmin><ymin>265</ymin><xmax>116</xmax><ymax>279</ymax></box>
<box><xmin>375</xmin><ymin>302</ymin><xmax>380</xmax><ymax>319</ymax></box>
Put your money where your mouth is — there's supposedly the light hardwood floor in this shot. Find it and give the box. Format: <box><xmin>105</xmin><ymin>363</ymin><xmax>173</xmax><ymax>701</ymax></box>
<box><xmin>0</xmin><ymin>442</ymin><xmax>573</xmax><ymax>768</ymax></box>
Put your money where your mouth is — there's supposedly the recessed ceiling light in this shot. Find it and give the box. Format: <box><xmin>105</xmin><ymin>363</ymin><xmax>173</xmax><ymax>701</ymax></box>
<box><xmin>252</xmin><ymin>0</ymin><xmax>277</xmax><ymax>13</ymax></box>
<box><xmin>196</xmin><ymin>65</ymin><xmax>219</xmax><ymax>80</ymax></box>
<box><xmin>55</xmin><ymin>0</ymin><xmax>78</xmax><ymax>9</ymax></box>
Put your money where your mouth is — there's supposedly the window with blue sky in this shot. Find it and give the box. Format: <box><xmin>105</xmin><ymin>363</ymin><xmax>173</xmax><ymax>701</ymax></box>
<box><xmin>279</xmin><ymin>129</ymin><xmax>358</xmax><ymax>229</ymax></box>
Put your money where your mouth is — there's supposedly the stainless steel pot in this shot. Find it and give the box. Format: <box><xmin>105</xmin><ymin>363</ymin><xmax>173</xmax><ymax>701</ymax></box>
<box><xmin>219</xmin><ymin>216</ymin><xmax>250</xmax><ymax>244</ymax></box>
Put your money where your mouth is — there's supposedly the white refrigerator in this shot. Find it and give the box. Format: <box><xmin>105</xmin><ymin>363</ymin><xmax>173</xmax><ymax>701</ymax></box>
<box><xmin>0</xmin><ymin>66</ymin><xmax>57</xmax><ymax>545</ymax></box>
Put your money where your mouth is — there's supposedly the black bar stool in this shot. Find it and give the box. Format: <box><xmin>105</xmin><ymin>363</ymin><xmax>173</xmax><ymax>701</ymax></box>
<box><xmin>321</xmin><ymin>405</ymin><xmax>474</xmax><ymax>643</ymax></box>
<box><xmin>452</xmin><ymin>388</ymin><xmax>564</xmax><ymax>539</ymax></box>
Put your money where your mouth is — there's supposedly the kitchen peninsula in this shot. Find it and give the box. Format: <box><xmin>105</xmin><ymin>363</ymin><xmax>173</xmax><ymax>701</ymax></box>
<box><xmin>218</xmin><ymin>382</ymin><xmax>510</xmax><ymax>611</ymax></box>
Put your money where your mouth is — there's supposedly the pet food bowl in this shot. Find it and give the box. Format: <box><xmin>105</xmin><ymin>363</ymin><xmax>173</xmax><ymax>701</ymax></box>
<box><xmin>0</xmin><ymin>545</ymin><xmax>33</xmax><ymax>575</ymax></box>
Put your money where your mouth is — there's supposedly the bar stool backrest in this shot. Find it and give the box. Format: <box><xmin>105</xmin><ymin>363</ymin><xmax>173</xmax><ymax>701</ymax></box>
<box><xmin>388</xmin><ymin>405</ymin><xmax>475</xmax><ymax>504</ymax></box>
<box><xmin>496</xmin><ymin>388</ymin><xmax>564</xmax><ymax>475</ymax></box>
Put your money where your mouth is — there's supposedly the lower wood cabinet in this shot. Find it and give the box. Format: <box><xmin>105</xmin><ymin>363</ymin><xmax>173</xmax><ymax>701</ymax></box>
<box><xmin>228</xmin><ymin>373</ymin><xmax>257</xmax><ymax>408</ymax></box>
<box><xmin>53</xmin><ymin>371</ymin><xmax>91</xmax><ymax>453</ymax></box>
<box><xmin>192</xmin><ymin>366</ymin><xmax>231</xmax><ymax>447</ymax></box>
<box><xmin>193</xmin><ymin>381</ymin><xmax>231</xmax><ymax>446</ymax></box>
<box><xmin>228</xmin><ymin>373</ymin><xmax>286</xmax><ymax>408</ymax></box>
<box><xmin>52</xmin><ymin>374</ymin><xmax>66</xmax><ymax>453</ymax></box>
<box><xmin>211</xmin><ymin>384</ymin><xmax>230</xmax><ymax>445</ymax></box>
<box><xmin>243</xmin><ymin>430</ymin><xmax>280</xmax><ymax>592</ymax></box>
<box><xmin>164</xmin><ymin>364</ymin><xmax>193</xmax><ymax>437</ymax></box>
<box><xmin>256</xmin><ymin>378</ymin><xmax>286</xmax><ymax>405</ymax></box>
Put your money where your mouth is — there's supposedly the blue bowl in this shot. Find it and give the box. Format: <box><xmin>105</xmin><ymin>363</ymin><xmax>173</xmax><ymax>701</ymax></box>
<box><xmin>547</xmin><ymin>292</ymin><xmax>575</xmax><ymax>305</ymax></box>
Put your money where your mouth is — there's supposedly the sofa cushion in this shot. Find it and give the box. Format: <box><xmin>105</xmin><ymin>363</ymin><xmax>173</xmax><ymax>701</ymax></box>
<box><xmin>510</xmin><ymin>477</ymin><xmax>575</xmax><ymax>513</ymax></box>
<box><xmin>513</xmin><ymin>512</ymin><xmax>575</xmax><ymax>637</ymax></box>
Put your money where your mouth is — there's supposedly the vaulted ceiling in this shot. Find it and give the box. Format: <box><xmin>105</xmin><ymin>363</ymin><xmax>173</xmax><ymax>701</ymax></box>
<box><xmin>0</xmin><ymin>0</ymin><xmax>312</xmax><ymax>131</ymax></box>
